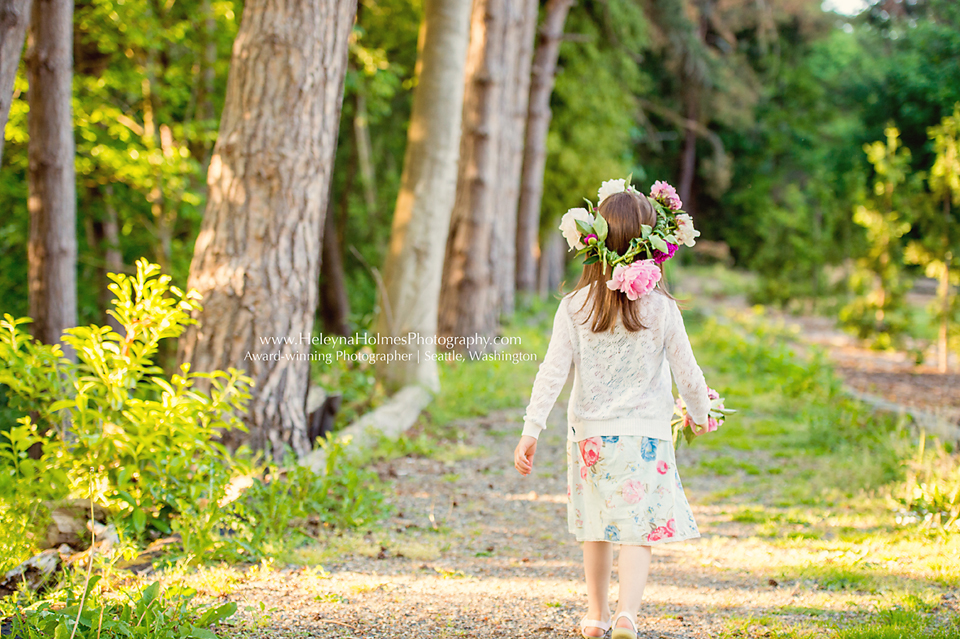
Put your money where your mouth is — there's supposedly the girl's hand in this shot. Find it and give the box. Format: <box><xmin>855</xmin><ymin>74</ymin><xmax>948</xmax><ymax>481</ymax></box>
<box><xmin>514</xmin><ymin>435</ymin><xmax>538</xmax><ymax>476</ymax></box>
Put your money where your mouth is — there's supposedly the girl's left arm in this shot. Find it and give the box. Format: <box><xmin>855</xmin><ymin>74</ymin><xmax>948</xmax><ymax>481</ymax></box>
<box><xmin>520</xmin><ymin>299</ymin><xmax>575</xmax><ymax>440</ymax></box>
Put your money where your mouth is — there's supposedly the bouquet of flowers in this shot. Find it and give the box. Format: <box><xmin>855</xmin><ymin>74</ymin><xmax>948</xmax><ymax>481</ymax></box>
<box><xmin>672</xmin><ymin>387</ymin><xmax>735</xmax><ymax>448</ymax></box>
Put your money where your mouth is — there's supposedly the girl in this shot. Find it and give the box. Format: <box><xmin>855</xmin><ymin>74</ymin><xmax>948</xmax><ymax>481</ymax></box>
<box><xmin>513</xmin><ymin>181</ymin><xmax>710</xmax><ymax>639</ymax></box>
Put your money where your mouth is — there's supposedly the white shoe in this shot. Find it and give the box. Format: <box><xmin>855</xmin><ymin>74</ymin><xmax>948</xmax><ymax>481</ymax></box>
<box><xmin>611</xmin><ymin>611</ymin><xmax>637</xmax><ymax>639</ymax></box>
<box><xmin>580</xmin><ymin>614</ymin><xmax>612</xmax><ymax>638</ymax></box>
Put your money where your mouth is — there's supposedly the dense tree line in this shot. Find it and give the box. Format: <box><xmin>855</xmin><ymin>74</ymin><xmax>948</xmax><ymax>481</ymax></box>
<box><xmin>1</xmin><ymin>0</ymin><xmax>958</xmax><ymax>456</ymax></box>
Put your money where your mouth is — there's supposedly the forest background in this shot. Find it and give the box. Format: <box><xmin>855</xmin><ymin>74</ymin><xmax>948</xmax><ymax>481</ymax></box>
<box><xmin>2</xmin><ymin>0</ymin><xmax>958</xmax><ymax>348</ymax></box>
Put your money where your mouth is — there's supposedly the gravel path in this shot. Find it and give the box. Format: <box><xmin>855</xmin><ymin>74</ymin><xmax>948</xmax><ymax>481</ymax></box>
<box><xmin>214</xmin><ymin>402</ymin><xmax>958</xmax><ymax>638</ymax></box>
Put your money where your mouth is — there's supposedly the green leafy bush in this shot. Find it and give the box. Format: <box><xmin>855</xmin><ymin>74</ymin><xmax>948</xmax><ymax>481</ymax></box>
<box><xmin>0</xmin><ymin>259</ymin><xmax>388</xmax><ymax>569</ymax></box>
<box><xmin>0</xmin><ymin>259</ymin><xmax>254</xmax><ymax>539</ymax></box>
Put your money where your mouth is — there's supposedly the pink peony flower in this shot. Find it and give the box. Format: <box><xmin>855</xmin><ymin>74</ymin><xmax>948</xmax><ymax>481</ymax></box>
<box><xmin>621</xmin><ymin>480</ymin><xmax>646</xmax><ymax>503</ymax></box>
<box><xmin>579</xmin><ymin>438</ymin><xmax>601</xmax><ymax>468</ymax></box>
<box><xmin>707</xmin><ymin>387</ymin><xmax>720</xmax><ymax>400</ymax></box>
<box><xmin>653</xmin><ymin>242</ymin><xmax>678</xmax><ymax>264</ymax></box>
<box><xmin>665</xmin><ymin>518</ymin><xmax>676</xmax><ymax>535</ymax></box>
<box><xmin>582</xmin><ymin>233</ymin><xmax>598</xmax><ymax>245</ymax></box>
<box><xmin>651</xmin><ymin>181</ymin><xmax>682</xmax><ymax>210</ymax></box>
<box><xmin>605</xmin><ymin>259</ymin><xmax>661</xmax><ymax>300</ymax></box>
<box><xmin>580</xmin><ymin>465</ymin><xmax>588</xmax><ymax>480</ymax></box>
<box><xmin>657</xmin><ymin>460</ymin><xmax>669</xmax><ymax>474</ymax></box>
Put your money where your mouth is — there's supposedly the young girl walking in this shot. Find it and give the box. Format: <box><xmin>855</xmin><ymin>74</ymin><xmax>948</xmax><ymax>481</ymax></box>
<box><xmin>513</xmin><ymin>178</ymin><xmax>710</xmax><ymax>639</ymax></box>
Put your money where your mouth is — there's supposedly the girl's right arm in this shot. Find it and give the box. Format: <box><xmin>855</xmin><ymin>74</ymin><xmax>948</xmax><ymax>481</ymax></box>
<box><xmin>520</xmin><ymin>298</ymin><xmax>575</xmax><ymax>441</ymax></box>
<box><xmin>663</xmin><ymin>299</ymin><xmax>710</xmax><ymax>426</ymax></box>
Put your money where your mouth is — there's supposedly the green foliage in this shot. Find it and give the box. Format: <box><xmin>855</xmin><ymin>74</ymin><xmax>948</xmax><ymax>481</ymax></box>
<box><xmin>0</xmin><ymin>259</ymin><xmax>253</xmax><ymax>539</ymax></box>
<box><xmin>4</xmin><ymin>576</ymin><xmax>236</xmax><ymax>638</ymax></box>
<box><xmin>892</xmin><ymin>432</ymin><xmax>960</xmax><ymax>531</ymax></box>
<box><xmin>541</xmin><ymin>1</ymin><xmax>646</xmax><ymax>234</ymax></box>
<box><xmin>0</xmin><ymin>0</ymin><xmax>240</xmax><ymax>323</ymax></box>
<box><xmin>310</xmin><ymin>341</ymin><xmax>386</xmax><ymax>432</ymax></box>
<box><xmin>0</xmin><ymin>260</ymin><xmax>388</xmax><ymax>571</ymax></box>
<box><xmin>839</xmin><ymin>127</ymin><xmax>918</xmax><ymax>347</ymax></box>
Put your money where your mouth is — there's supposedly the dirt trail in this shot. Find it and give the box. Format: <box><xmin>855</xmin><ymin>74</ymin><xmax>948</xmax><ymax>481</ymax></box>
<box><xmin>673</xmin><ymin>274</ymin><xmax>960</xmax><ymax>433</ymax></box>
<box><xmin>220</xmin><ymin>404</ymin><xmax>952</xmax><ymax>638</ymax></box>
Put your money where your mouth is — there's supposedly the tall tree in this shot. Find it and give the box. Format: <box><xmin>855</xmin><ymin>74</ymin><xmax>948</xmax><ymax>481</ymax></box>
<box><xmin>26</xmin><ymin>0</ymin><xmax>76</xmax><ymax>356</ymax></box>
<box><xmin>0</xmin><ymin>0</ymin><xmax>32</xmax><ymax>164</ymax></box>
<box><xmin>438</xmin><ymin>0</ymin><xmax>505</xmax><ymax>349</ymax></box>
<box><xmin>492</xmin><ymin>0</ymin><xmax>537</xmax><ymax>316</ymax></box>
<box><xmin>374</xmin><ymin>0</ymin><xmax>471</xmax><ymax>394</ymax></box>
<box><xmin>515</xmin><ymin>0</ymin><xmax>574</xmax><ymax>294</ymax></box>
<box><xmin>178</xmin><ymin>0</ymin><xmax>357</xmax><ymax>460</ymax></box>
<box><xmin>439</xmin><ymin>0</ymin><xmax>537</xmax><ymax>344</ymax></box>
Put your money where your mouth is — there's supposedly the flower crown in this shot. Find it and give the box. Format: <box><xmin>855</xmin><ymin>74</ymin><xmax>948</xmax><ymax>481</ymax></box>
<box><xmin>558</xmin><ymin>176</ymin><xmax>700</xmax><ymax>300</ymax></box>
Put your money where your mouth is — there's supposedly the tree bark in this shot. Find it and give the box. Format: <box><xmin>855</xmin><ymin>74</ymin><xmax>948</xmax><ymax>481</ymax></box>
<box><xmin>374</xmin><ymin>0</ymin><xmax>471</xmax><ymax>394</ymax></box>
<box><xmin>353</xmin><ymin>86</ymin><xmax>377</xmax><ymax>215</ymax></box>
<box><xmin>437</xmin><ymin>0</ymin><xmax>505</xmax><ymax>352</ymax></box>
<box><xmin>26</xmin><ymin>0</ymin><xmax>76</xmax><ymax>358</ymax></box>
<box><xmin>178</xmin><ymin>0</ymin><xmax>357</xmax><ymax>460</ymax></box>
<box><xmin>491</xmin><ymin>0</ymin><xmax>537</xmax><ymax>317</ymax></box>
<box><xmin>100</xmin><ymin>185</ymin><xmax>124</xmax><ymax>333</ymax></box>
<box><xmin>939</xmin><ymin>197</ymin><xmax>951</xmax><ymax>373</ymax></box>
<box><xmin>678</xmin><ymin>85</ymin><xmax>699</xmax><ymax>214</ymax></box>
<box><xmin>678</xmin><ymin>4</ymin><xmax>710</xmax><ymax>215</ymax></box>
<box><xmin>537</xmin><ymin>229</ymin><xmax>564</xmax><ymax>299</ymax></box>
<box><xmin>515</xmin><ymin>0</ymin><xmax>573</xmax><ymax>294</ymax></box>
<box><xmin>0</xmin><ymin>0</ymin><xmax>31</xmax><ymax>164</ymax></box>
<box><xmin>319</xmin><ymin>193</ymin><xmax>350</xmax><ymax>336</ymax></box>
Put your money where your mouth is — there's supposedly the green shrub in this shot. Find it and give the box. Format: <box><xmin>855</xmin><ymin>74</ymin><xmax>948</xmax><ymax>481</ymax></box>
<box><xmin>0</xmin><ymin>259</ymin><xmax>388</xmax><ymax>568</ymax></box>
<box><xmin>0</xmin><ymin>259</ymin><xmax>254</xmax><ymax>540</ymax></box>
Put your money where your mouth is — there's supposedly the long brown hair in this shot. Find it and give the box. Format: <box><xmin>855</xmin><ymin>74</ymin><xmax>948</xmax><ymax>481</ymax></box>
<box><xmin>572</xmin><ymin>190</ymin><xmax>668</xmax><ymax>332</ymax></box>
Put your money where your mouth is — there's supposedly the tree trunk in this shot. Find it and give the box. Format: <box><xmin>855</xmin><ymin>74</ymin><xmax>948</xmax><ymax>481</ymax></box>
<box><xmin>26</xmin><ymin>0</ymin><xmax>76</xmax><ymax>358</ymax></box>
<box><xmin>940</xmin><ymin>197</ymin><xmax>951</xmax><ymax>373</ymax></box>
<box><xmin>537</xmin><ymin>229</ymin><xmax>564</xmax><ymax>299</ymax></box>
<box><xmin>353</xmin><ymin>86</ymin><xmax>377</xmax><ymax>215</ymax></box>
<box><xmin>515</xmin><ymin>0</ymin><xmax>573</xmax><ymax>294</ymax></box>
<box><xmin>0</xmin><ymin>0</ymin><xmax>32</xmax><ymax>164</ymax></box>
<box><xmin>678</xmin><ymin>6</ymin><xmax>709</xmax><ymax>215</ymax></box>
<box><xmin>491</xmin><ymin>0</ymin><xmax>537</xmax><ymax>317</ymax></box>
<box><xmin>437</xmin><ymin>0</ymin><xmax>504</xmax><ymax>352</ymax></box>
<box><xmin>678</xmin><ymin>86</ymin><xmax>698</xmax><ymax>214</ymax></box>
<box><xmin>319</xmin><ymin>194</ymin><xmax>350</xmax><ymax>336</ymax></box>
<box><xmin>374</xmin><ymin>0</ymin><xmax>471</xmax><ymax>394</ymax></box>
<box><xmin>178</xmin><ymin>0</ymin><xmax>357</xmax><ymax>460</ymax></box>
<box><xmin>100</xmin><ymin>185</ymin><xmax>124</xmax><ymax>333</ymax></box>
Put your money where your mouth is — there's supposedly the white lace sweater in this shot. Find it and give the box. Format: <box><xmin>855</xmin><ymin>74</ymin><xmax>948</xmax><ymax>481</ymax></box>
<box><xmin>521</xmin><ymin>286</ymin><xmax>710</xmax><ymax>442</ymax></box>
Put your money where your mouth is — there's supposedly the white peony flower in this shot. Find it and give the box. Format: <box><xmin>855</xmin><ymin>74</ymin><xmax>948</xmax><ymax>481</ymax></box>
<box><xmin>674</xmin><ymin>213</ymin><xmax>700</xmax><ymax>247</ymax></box>
<box><xmin>597</xmin><ymin>179</ymin><xmax>627</xmax><ymax>205</ymax></box>
<box><xmin>559</xmin><ymin>207</ymin><xmax>594</xmax><ymax>250</ymax></box>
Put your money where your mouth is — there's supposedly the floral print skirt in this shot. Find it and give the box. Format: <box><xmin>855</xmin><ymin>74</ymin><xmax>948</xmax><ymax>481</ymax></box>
<box><xmin>567</xmin><ymin>435</ymin><xmax>700</xmax><ymax>546</ymax></box>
